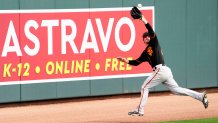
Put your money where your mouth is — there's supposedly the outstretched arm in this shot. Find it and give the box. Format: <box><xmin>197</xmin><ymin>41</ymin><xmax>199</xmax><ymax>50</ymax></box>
<box><xmin>117</xmin><ymin>57</ymin><xmax>129</xmax><ymax>64</ymax></box>
<box><xmin>141</xmin><ymin>15</ymin><xmax>155</xmax><ymax>38</ymax></box>
<box><xmin>141</xmin><ymin>15</ymin><xmax>148</xmax><ymax>24</ymax></box>
<box><xmin>130</xmin><ymin>7</ymin><xmax>155</xmax><ymax>38</ymax></box>
<box><xmin>117</xmin><ymin>52</ymin><xmax>147</xmax><ymax>66</ymax></box>
<box><xmin>117</xmin><ymin>57</ymin><xmax>141</xmax><ymax>66</ymax></box>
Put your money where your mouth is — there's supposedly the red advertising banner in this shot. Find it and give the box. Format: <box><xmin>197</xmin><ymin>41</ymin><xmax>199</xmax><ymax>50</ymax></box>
<box><xmin>0</xmin><ymin>7</ymin><xmax>154</xmax><ymax>84</ymax></box>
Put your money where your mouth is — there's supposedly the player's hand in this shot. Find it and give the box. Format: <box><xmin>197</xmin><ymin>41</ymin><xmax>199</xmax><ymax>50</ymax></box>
<box><xmin>117</xmin><ymin>57</ymin><xmax>129</xmax><ymax>63</ymax></box>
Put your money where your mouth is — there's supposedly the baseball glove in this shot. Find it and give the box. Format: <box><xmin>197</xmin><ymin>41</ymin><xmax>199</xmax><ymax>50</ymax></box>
<box><xmin>130</xmin><ymin>6</ymin><xmax>142</xmax><ymax>19</ymax></box>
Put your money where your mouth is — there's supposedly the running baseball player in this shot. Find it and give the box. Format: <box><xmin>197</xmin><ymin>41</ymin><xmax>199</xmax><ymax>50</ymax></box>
<box><xmin>117</xmin><ymin>6</ymin><xmax>209</xmax><ymax>116</ymax></box>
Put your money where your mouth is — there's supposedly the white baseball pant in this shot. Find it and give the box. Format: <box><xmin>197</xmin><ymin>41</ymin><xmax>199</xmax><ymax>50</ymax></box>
<box><xmin>135</xmin><ymin>64</ymin><xmax>204</xmax><ymax>114</ymax></box>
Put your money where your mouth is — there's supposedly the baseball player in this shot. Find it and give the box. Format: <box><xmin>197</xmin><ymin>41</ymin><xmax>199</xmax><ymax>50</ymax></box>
<box><xmin>117</xmin><ymin>7</ymin><xmax>209</xmax><ymax>116</ymax></box>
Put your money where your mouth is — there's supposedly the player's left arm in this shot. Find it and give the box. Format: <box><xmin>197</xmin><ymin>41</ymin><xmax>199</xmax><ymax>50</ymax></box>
<box><xmin>141</xmin><ymin>15</ymin><xmax>156</xmax><ymax>39</ymax></box>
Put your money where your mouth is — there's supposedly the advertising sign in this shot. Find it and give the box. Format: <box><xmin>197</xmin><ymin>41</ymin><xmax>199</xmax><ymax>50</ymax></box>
<box><xmin>0</xmin><ymin>7</ymin><xmax>154</xmax><ymax>84</ymax></box>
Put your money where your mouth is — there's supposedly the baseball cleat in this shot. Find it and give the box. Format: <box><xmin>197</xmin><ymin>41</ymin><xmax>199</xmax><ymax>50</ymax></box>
<box><xmin>202</xmin><ymin>91</ymin><xmax>209</xmax><ymax>109</ymax></box>
<box><xmin>128</xmin><ymin>111</ymin><xmax>143</xmax><ymax>116</ymax></box>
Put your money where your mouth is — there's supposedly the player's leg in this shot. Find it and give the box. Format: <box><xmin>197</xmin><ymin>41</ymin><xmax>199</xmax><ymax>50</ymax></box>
<box><xmin>129</xmin><ymin>68</ymin><xmax>163</xmax><ymax>116</ymax></box>
<box><xmin>163</xmin><ymin>67</ymin><xmax>208</xmax><ymax>108</ymax></box>
<box><xmin>164</xmin><ymin>77</ymin><xmax>203</xmax><ymax>101</ymax></box>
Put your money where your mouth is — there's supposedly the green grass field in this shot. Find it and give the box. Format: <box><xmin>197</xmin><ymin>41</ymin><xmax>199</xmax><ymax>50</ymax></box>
<box><xmin>159</xmin><ymin>118</ymin><xmax>218</xmax><ymax>123</ymax></box>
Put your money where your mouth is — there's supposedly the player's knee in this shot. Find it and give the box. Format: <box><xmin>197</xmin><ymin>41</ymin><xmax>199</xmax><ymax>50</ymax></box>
<box><xmin>141</xmin><ymin>87</ymin><xmax>149</xmax><ymax>92</ymax></box>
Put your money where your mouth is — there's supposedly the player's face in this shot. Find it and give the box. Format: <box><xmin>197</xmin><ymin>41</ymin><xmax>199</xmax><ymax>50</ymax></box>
<box><xmin>143</xmin><ymin>36</ymin><xmax>150</xmax><ymax>44</ymax></box>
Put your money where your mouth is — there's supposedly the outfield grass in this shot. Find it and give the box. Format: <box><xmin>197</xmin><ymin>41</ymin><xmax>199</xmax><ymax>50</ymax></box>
<box><xmin>159</xmin><ymin>117</ymin><xmax>218</xmax><ymax>123</ymax></box>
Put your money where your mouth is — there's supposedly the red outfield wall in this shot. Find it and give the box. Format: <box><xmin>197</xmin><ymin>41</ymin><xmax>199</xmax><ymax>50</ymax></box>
<box><xmin>0</xmin><ymin>7</ymin><xmax>154</xmax><ymax>85</ymax></box>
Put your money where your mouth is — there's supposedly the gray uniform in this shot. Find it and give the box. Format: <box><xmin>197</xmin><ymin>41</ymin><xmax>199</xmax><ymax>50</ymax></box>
<box><xmin>128</xmin><ymin>23</ymin><xmax>204</xmax><ymax>114</ymax></box>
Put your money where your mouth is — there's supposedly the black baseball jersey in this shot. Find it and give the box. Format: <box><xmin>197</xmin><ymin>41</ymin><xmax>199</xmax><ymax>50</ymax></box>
<box><xmin>128</xmin><ymin>23</ymin><xmax>165</xmax><ymax>68</ymax></box>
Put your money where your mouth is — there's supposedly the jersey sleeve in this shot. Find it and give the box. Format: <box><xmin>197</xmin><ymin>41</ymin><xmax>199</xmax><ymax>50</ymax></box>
<box><xmin>145</xmin><ymin>23</ymin><xmax>156</xmax><ymax>39</ymax></box>
<box><xmin>128</xmin><ymin>51</ymin><xmax>147</xmax><ymax>66</ymax></box>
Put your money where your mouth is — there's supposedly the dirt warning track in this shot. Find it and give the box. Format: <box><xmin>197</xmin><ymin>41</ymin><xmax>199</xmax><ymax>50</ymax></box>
<box><xmin>0</xmin><ymin>88</ymin><xmax>218</xmax><ymax>123</ymax></box>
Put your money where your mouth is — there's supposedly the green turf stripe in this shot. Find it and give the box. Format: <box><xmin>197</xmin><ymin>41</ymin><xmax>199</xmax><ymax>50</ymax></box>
<box><xmin>158</xmin><ymin>117</ymin><xmax>218</xmax><ymax>123</ymax></box>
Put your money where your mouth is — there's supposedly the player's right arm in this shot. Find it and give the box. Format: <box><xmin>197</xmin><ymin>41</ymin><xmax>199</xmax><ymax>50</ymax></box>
<box><xmin>117</xmin><ymin>51</ymin><xmax>147</xmax><ymax>66</ymax></box>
